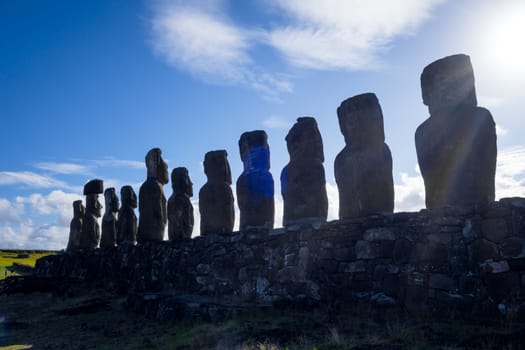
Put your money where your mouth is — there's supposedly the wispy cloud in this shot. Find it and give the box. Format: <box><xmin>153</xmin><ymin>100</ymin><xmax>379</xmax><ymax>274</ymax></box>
<box><xmin>34</xmin><ymin>162</ymin><xmax>91</xmax><ymax>175</ymax></box>
<box><xmin>150</xmin><ymin>0</ymin><xmax>293</xmax><ymax>100</ymax></box>
<box><xmin>0</xmin><ymin>171</ymin><xmax>75</xmax><ymax>190</ymax></box>
<box><xmin>90</xmin><ymin>158</ymin><xmax>144</xmax><ymax>169</ymax></box>
<box><xmin>478</xmin><ymin>95</ymin><xmax>504</xmax><ymax>108</ymax></box>
<box><xmin>495</xmin><ymin>146</ymin><xmax>525</xmax><ymax>198</ymax></box>
<box><xmin>265</xmin><ymin>0</ymin><xmax>445</xmax><ymax>70</ymax></box>
<box><xmin>262</xmin><ymin>115</ymin><xmax>292</xmax><ymax>129</ymax></box>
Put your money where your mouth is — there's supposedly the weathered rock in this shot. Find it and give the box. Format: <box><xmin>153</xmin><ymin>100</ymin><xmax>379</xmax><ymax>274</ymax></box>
<box><xmin>335</xmin><ymin>93</ymin><xmax>394</xmax><ymax>219</ymax></box>
<box><xmin>236</xmin><ymin>130</ymin><xmax>275</xmax><ymax>230</ymax></box>
<box><xmin>117</xmin><ymin>185</ymin><xmax>137</xmax><ymax>245</ymax></box>
<box><xmin>199</xmin><ymin>150</ymin><xmax>235</xmax><ymax>234</ymax></box>
<box><xmin>168</xmin><ymin>167</ymin><xmax>194</xmax><ymax>241</ymax></box>
<box><xmin>481</xmin><ymin>218</ymin><xmax>508</xmax><ymax>243</ymax></box>
<box><xmin>79</xmin><ymin>179</ymin><xmax>103</xmax><ymax>249</ymax></box>
<box><xmin>100</xmin><ymin>187</ymin><xmax>119</xmax><ymax>248</ymax></box>
<box><xmin>281</xmin><ymin>117</ymin><xmax>328</xmax><ymax>225</ymax></box>
<box><xmin>66</xmin><ymin>200</ymin><xmax>84</xmax><ymax>252</ymax></box>
<box><xmin>138</xmin><ymin>148</ymin><xmax>169</xmax><ymax>242</ymax></box>
<box><xmin>416</xmin><ymin>54</ymin><xmax>497</xmax><ymax>209</ymax></box>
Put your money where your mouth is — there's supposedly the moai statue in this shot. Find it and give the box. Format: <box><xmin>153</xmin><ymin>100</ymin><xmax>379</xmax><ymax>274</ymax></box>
<box><xmin>117</xmin><ymin>185</ymin><xmax>138</xmax><ymax>244</ymax></box>
<box><xmin>281</xmin><ymin>117</ymin><xmax>328</xmax><ymax>225</ymax></box>
<box><xmin>66</xmin><ymin>200</ymin><xmax>85</xmax><ymax>252</ymax></box>
<box><xmin>199</xmin><ymin>150</ymin><xmax>235</xmax><ymax>234</ymax></box>
<box><xmin>335</xmin><ymin>93</ymin><xmax>394</xmax><ymax>219</ymax></box>
<box><xmin>236</xmin><ymin>130</ymin><xmax>274</xmax><ymax>230</ymax></box>
<box><xmin>416</xmin><ymin>54</ymin><xmax>497</xmax><ymax>209</ymax></box>
<box><xmin>79</xmin><ymin>179</ymin><xmax>103</xmax><ymax>249</ymax></box>
<box><xmin>168</xmin><ymin>167</ymin><xmax>194</xmax><ymax>241</ymax></box>
<box><xmin>137</xmin><ymin>148</ymin><xmax>169</xmax><ymax>242</ymax></box>
<box><xmin>100</xmin><ymin>187</ymin><xmax>119</xmax><ymax>248</ymax></box>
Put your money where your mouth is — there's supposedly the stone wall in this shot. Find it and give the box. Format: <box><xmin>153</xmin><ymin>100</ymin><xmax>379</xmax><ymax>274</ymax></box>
<box><xmin>35</xmin><ymin>198</ymin><xmax>525</xmax><ymax>318</ymax></box>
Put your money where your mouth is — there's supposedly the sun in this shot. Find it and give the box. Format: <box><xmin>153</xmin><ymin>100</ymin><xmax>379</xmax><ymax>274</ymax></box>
<box><xmin>483</xmin><ymin>2</ymin><xmax>525</xmax><ymax>77</ymax></box>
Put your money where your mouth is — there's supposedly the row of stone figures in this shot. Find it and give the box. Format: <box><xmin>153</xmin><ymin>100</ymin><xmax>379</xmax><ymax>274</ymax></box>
<box><xmin>67</xmin><ymin>53</ymin><xmax>497</xmax><ymax>250</ymax></box>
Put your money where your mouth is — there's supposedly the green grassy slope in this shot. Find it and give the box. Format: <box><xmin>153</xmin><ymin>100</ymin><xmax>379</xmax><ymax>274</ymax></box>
<box><xmin>0</xmin><ymin>250</ymin><xmax>55</xmax><ymax>280</ymax></box>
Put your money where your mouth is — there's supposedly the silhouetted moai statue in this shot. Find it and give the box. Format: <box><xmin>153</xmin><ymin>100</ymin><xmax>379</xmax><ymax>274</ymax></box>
<box><xmin>236</xmin><ymin>130</ymin><xmax>274</xmax><ymax>230</ymax></box>
<box><xmin>416</xmin><ymin>54</ymin><xmax>497</xmax><ymax>209</ymax></box>
<box><xmin>79</xmin><ymin>179</ymin><xmax>103</xmax><ymax>249</ymax></box>
<box><xmin>137</xmin><ymin>148</ymin><xmax>169</xmax><ymax>242</ymax></box>
<box><xmin>335</xmin><ymin>93</ymin><xmax>394</xmax><ymax>219</ymax></box>
<box><xmin>117</xmin><ymin>186</ymin><xmax>138</xmax><ymax>244</ymax></box>
<box><xmin>66</xmin><ymin>200</ymin><xmax>85</xmax><ymax>252</ymax></box>
<box><xmin>199</xmin><ymin>150</ymin><xmax>235</xmax><ymax>234</ymax></box>
<box><xmin>281</xmin><ymin>117</ymin><xmax>328</xmax><ymax>225</ymax></box>
<box><xmin>168</xmin><ymin>167</ymin><xmax>194</xmax><ymax>241</ymax></box>
<box><xmin>100</xmin><ymin>187</ymin><xmax>119</xmax><ymax>248</ymax></box>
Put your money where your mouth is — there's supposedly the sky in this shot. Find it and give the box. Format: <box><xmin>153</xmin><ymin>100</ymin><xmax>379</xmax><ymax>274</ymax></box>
<box><xmin>1</xmin><ymin>0</ymin><xmax>525</xmax><ymax>250</ymax></box>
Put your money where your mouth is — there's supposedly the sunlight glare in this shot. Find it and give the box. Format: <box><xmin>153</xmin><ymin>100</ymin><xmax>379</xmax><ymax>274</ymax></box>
<box><xmin>484</xmin><ymin>3</ymin><xmax>525</xmax><ymax>77</ymax></box>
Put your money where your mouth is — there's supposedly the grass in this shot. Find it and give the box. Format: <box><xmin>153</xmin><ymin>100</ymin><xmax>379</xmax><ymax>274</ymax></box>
<box><xmin>0</xmin><ymin>250</ymin><xmax>55</xmax><ymax>280</ymax></box>
<box><xmin>1</xmin><ymin>285</ymin><xmax>524</xmax><ymax>349</ymax></box>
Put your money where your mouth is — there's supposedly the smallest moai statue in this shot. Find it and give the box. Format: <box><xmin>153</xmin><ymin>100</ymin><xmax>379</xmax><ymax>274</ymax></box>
<box><xmin>168</xmin><ymin>167</ymin><xmax>194</xmax><ymax>241</ymax></box>
<box><xmin>117</xmin><ymin>186</ymin><xmax>138</xmax><ymax>245</ymax></box>
<box><xmin>236</xmin><ymin>130</ymin><xmax>275</xmax><ymax>230</ymax></box>
<box><xmin>335</xmin><ymin>93</ymin><xmax>394</xmax><ymax>219</ymax></box>
<box><xmin>199</xmin><ymin>150</ymin><xmax>235</xmax><ymax>235</ymax></box>
<box><xmin>100</xmin><ymin>187</ymin><xmax>119</xmax><ymax>248</ymax></box>
<box><xmin>66</xmin><ymin>200</ymin><xmax>85</xmax><ymax>252</ymax></box>
<box><xmin>79</xmin><ymin>179</ymin><xmax>103</xmax><ymax>249</ymax></box>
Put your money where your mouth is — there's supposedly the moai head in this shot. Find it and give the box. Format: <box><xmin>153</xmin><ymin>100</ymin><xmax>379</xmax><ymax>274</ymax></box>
<box><xmin>239</xmin><ymin>130</ymin><xmax>270</xmax><ymax>172</ymax></box>
<box><xmin>104</xmin><ymin>187</ymin><xmax>119</xmax><ymax>214</ymax></box>
<box><xmin>171</xmin><ymin>167</ymin><xmax>193</xmax><ymax>197</ymax></box>
<box><xmin>421</xmin><ymin>53</ymin><xmax>477</xmax><ymax>115</ymax></box>
<box><xmin>204</xmin><ymin>150</ymin><xmax>232</xmax><ymax>184</ymax></box>
<box><xmin>121</xmin><ymin>185</ymin><xmax>137</xmax><ymax>208</ymax></box>
<box><xmin>72</xmin><ymin>200</ymin><xmax>85</xmax><ymax>219</ymax></box>
<box><xmin>337</xmin><ymin>93</ymin><xmax>385</xmax><ymax>150</ymax></box>
<box><xmin>145</xmin><ymin>148</ymin><xmax>169</xmax><ymax>184</ymax></box>
<box><xmin>286</xmin><ymin>117</ymin><xmax>324</xmax><ymax>162</ymax></box>
<box><xmin>83</xmin><ymin>179</ymin><xmax>103</xmax><ymax>217</ymax></box>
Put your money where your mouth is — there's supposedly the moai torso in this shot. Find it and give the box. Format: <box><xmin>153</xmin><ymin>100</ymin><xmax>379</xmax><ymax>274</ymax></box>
<box><xmin>100</xmin><ymin>187</ymin><xmax>119</xmax><ymax>248</ymax></box>
<box><xmin>168</xmin><ymin>167</ymin><xmax>194</xmax><ymax>241</ymax></box>
<box><xmin>415</xmin><ymin>54</ymin><xmax>497</xmax><ymax>209</ymax></box>
<box><xmin>199</xmin><ymin>150</ymin><xmax>235</xmax><ymax>234</ymax></box>
<box><xmin>117</xmin><ymin>185</ymin><xmax>137</xmax><ymax>244</ymax></box>
<box><xmin>66</xmin><ymin>200</ymin><xmax>84</xmax><ymax>252</ymax></box>
<box><xmin>79</xmin><ymin>179</ymin><xmax>103</xmax><ymax>249</ymax></box>
<box><xmin>281</xmin><ymin>117</ymin><xmax>328</xmax><ymax>225</ymax></box>
<box><xmin>137</xmin><ymin>148</ymin><xmax>169</xmax><ymax>242</ymax></box>
<box><xmin>236</xmin><ymin>130</ymin><xmax>274</xmax><ymax>230</ymax></box>
<box><xmin>335</xmin><ymin>93</ymin><xmax>394</xmax><ymax>219</ymax></box>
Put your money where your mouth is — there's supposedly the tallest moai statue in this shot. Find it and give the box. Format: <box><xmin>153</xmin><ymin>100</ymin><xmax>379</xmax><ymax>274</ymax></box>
<box><xmin>415</xmin><ymin>54</ymin><xmax>497</xmax><ymax>209</ymax></box>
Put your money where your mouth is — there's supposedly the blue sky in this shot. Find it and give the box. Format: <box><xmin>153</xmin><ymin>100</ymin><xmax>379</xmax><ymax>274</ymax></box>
<box><xmin>1</xmin><ymin>0</ymin><xmax>525</xmax><ymax>249</ymax></box>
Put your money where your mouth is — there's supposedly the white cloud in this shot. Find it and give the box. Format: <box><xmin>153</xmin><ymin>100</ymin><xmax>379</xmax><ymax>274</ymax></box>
<box><xmin>0</xmin><ymin>171</ymin><xmax>76</xmax><ymax>191</ymax></box>
<box><xmin>262</xmin><ymin>115</ymin><xmax>292</xmax><ymax>129</ymax></box>
<box><xmin>34</xmin><ymin>162</ymin><xmax>91</xmax><ymax>175</ymax></box>
<box><xmin>394</xmin><ymin>170</ymin><xmax>426</xmax><ymax>212</ymax></box>
<box><xmin>496</xmin><ymin>124</ymin><xmax>508</xmax><ymax>136</ymax></box>
<box><xmin>266</xmin><ymin>0</ymin><xmax>445</xmax><ymax>70</ymax></box>
<box><xmin>0</xmin><ymin>198</ymin><xmax>24</xmax><ymax>223</ymax></box>
<box><xmin>495</xmin><ymin>146</ymin><xmax>525</xmax><ymax>198</ymax></box>
<box><xmin>150</xmin><ymin>1</ymin><xmax>292</xmax><ymax>99</ymax></box>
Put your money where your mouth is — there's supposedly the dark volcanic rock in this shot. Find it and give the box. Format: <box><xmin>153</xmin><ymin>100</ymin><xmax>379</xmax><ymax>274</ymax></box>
<box><xmin>416</xmin><ymin>54</ymin><xmax>497</xmax><ymax>209</ymax></box>
<box><xmin>168</xmin><ymin>167</ymin><xmax>194</xmax><ymax>241</ymax></box>
<box><xmin>281</xmin><ymin>117</ymin><xmax>328</xmax><ymax>225</ymax></box>
<box><xmin>199</xmin><ymin>150</ymin><xmax>235</xmax><ymax>234</ymax></box>
<box><xmin>137</xmin><ymin>148</ymin><xmax>169</xmax><ymax>242</ymax></box>
<box><xmin>335</xmin><ymin>93</ymin><xmax>394</xmax><ymax>219</ymax></box>
<box><xmin>66</xmin><ymin>200</ymin><xmax>85</xmax><ymax>252</ymax></box>
<box><xmin>117</xmin><ymin>185</ymin><xmax>138</xmax><ymax>245</ymax></box>
<box><xmin>101</xmin><ymin>187</ymin><xmax>119</xmax><ymax>248</ymax></box>
<box><xmin>236</xmin><ymin>130</ymin><xmax>275</xmax><ymax>230</ymax></box>
<box><xmin>79</xmin><ymin>179</ymin><xmax>103</xmax><ymax>249</ymax></box>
